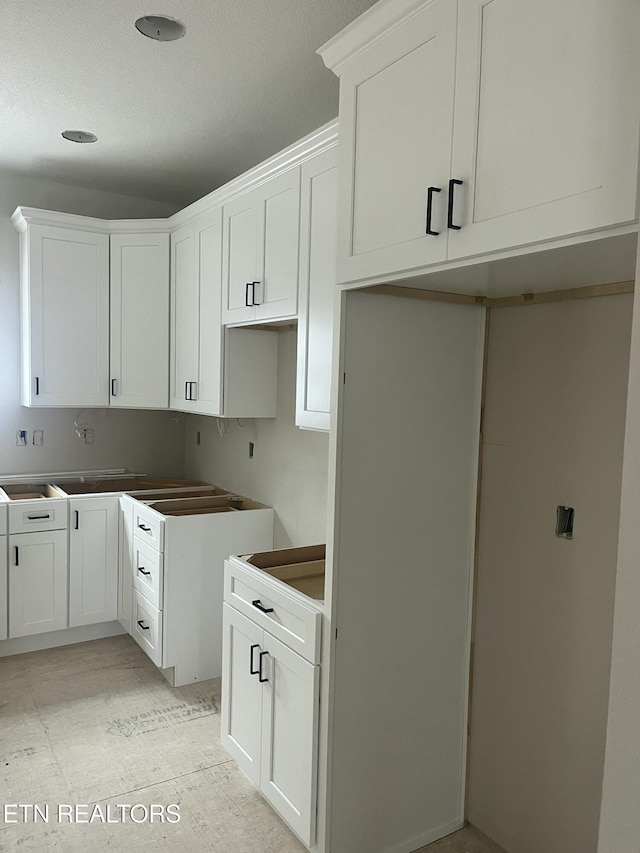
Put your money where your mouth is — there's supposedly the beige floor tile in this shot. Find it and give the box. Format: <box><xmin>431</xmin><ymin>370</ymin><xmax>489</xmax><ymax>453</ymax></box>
<box><xmin>416</xmin><ymin>825</ymin><xmax>507</xmax><ymax>853</ymax></box>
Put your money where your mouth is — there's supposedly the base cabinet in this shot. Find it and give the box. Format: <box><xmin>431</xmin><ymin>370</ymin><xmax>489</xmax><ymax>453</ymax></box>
<box><xmin>8</xmin><ymin>530</ymin><xmax>68</xmax><ymax>638</ymax></box>
<box><xmin>0</xmin><ymin>536</ymin><xmax>7</xmax><ymax>640</ymax></box>
<box><xmin>221</xmin><ymin>603</ymin><xmax>319</xmax><ymax>848</ymax></box>
<box><xmin>69</xmin><ymin>497</ymin><xmax>119</xmax><ymax>627</ymax></box>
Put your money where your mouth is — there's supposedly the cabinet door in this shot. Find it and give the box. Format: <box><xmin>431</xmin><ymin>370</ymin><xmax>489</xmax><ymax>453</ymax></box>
<box><xmin>260</xmin><ymin>632</ymin><xmax>320</xmax><ymax>847</ymax></box>
<box><xmin>110</xmin><ymin>232</ymin><xmax>170</xmax><ymax>409</ymax></box>
<box><xmin>254</xmin><ymin>168</ymin><xmax>300</xmax><ymax>321</ymax></box>
<box><xmin>336</xmin><ymin>0</ymin><xmax>457</xmax><ymax>284</ymax></box>
<box><xmin>192</xmin><ymin>209</ymin><xmax>224</xmax><ymax>416</ymax></box>
<box><xmin>8</xmin><ymin>530</ymin><xmax>68</xmax><ymax>637</ymax></box>
<box><xmin>0</xmin><ymin>537</ymin><xmax>7</xmax><ymax>640</ymax></box>
<box><xmin>69</xmin><ymin>497</ymin><xmax>119</xmax><ymax>627</ymax></box>
<box><xmin>117</xmin><ymin>497</ymin><xmax>134</xmax><ymax>635</ymax></box>
<box><xmin>222</xmin><ymin>191</ymin><xmax>258</xmax><ymax>325</ymax></box>
<box><xmin>296</xmin><ymin>147</ymin><xmax>337</xmax><ymax>431</ymax></box>
<box><xmin>26</xmin><ymin>225</ymin><xmax>109</xmax><ymax>406</ymax></box>
<box><xmin>170</xmin><ymin>225</ymin><xmax>199</xmax><ymax>410</ymax></box>
<box><xmin>449</xmin><ymin>0</ymin><xmax>640</xmax><ymax>260</ymax></box>
<box><xmin>220</xmin><ymin>604</ymin><xmax>263</xmax><ymax>787</ymax></box>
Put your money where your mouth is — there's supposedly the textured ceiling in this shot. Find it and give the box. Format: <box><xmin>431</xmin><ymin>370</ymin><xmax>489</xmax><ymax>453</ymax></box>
<box><xmin>2</xmin><ymin>0</ymin><xmax>377</xmax><ymax>207</ymax></box>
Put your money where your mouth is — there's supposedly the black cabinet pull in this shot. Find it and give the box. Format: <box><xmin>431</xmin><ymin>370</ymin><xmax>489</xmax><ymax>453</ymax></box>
<box><xmin>258</xmin><ymin>650</ymin><xmax>269</xmax><ymax>683</ymax></box>
<box><xmin>189</xmin><ymin>381</ymin><xmax>197</xmax><ymax>401</ymax></box>
<box><xmin>251</xmin><ymin>281</ymin><xmax>260</xmax><ymax>305</ymax></box>
<box><xmin>184</xmin><ymin>381</ymin><xmax>189</xmax><ymax>401</ymax></box>
<box><xmin>138</xmin><ymin>524</ymin><xmax>152</xmax><ymax>533</ymax></box>
<box><xmin>252</xmin><ymin>598</ymin><xmax>274</xmax><ymax>614</ymax></box>
<box><xmin>447</xmin><ymin>178</ymin><xmax>463</xmax><ymax>230</ymax></box>
<box><xmin>245</xmin><ymin>282</ymin><xmax>253</xmax><ymax>307</ymax></box>
<box><xmin>111</xmin><ymin>379</ymin><xmax>117</xmax><ymax>396</ymax></box>
<box><xmin>27</xmin><ymin>513</ymin><xmax>51</xmax><ymax>521</ymax></box>
<box><xmin>137</xmin><ymin>620</ymin><xmax>150</xmax><ymax>631</ymax></box>
<box><xmin>250</xmin><ymin>643</ymin><xmax>260</xmax><ymax>675</ymax></box>
<box><xmin>74</xmin><ymin>510</ymin><xmax>79</xmax><ymax>530</ymax></box>
<box><xmin>34</xmin><ymin>377</ymin><xmax>40</xmax><ymax>396</ymax></box>
<box><xmin>137</xmin><ymin>566</ymin><xmax>151</xmax><ymax>576</ymax></box>
<box><xmin>426</xmin><ymin>186</ymin><xmax>441</xmax><ymax>235</ymax></box>
<box><xmin>14</xmin><ymin>546</ymin><xmax>19</xmax><ymax>566</ymax></box>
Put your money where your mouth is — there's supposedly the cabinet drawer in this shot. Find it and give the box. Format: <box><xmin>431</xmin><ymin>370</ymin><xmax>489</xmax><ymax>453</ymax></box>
<box><xmin>132</xmin><ymin>535</ymin><xmax>164</xmax><ymax>610</ymax></box>
<box><xmin>224</xmin><ymin>559</ymin><xmax>322</xmax><ymax>664</ymax></box>
<box><xmin>132</xmin><ymin>504</ymin><xmax>164</xmax><ymax>550</ymax></box>
<box><xmin>9</xmin><ymin>499</ymin><xmax>68</xmax><ymax>534</ymax></box>
<box><xmin>132</xmin><ymin>590</ymin><xmax>163</xmax><ymax>667</ymax></box>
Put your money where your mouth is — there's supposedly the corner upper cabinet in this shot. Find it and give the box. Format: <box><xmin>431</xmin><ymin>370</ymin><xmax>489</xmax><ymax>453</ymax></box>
<box><xmin>296</xmin><ymin>144</ymin><xmax>338</xmax><ymax>431</ymax></box>
<box><xmin>222</xmin><ymin>168</ymin><xmax>301</xmax><ymax>325</ymax></box>
<box><xmin>110</xmin><ymin>231</ymin><xmax>170</xmax><ymax>409</ymax></box>
<box><xmin>12</xmin><ymin>208</ymin><xmax>110</xmax><ymax>407</ymax></box>
<box><xmin>319</xmin><ymin>0</ymin><xmax>640</xmax><ymax>284</ymax></box>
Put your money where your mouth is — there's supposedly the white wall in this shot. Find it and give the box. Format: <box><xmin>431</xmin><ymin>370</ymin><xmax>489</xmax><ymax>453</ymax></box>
<box><xmin>467</xmin><ymin>294</ymin><xmax>633</xmax><ymax>853</ymax></box>
<box><xmin>184</xmin><ymin>329</ymin><xmax>330</xmax><ymax>548</ymax></box>
<box><xmin>0</xmin><ymin>170</ymin><xmax>186</xmax><ymax>478</ymax></box>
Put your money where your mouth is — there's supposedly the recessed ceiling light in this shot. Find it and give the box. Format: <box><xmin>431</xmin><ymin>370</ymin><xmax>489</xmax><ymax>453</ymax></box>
<box><xmin>135</xmin><ymin>15</ymin><xmax>186</xmax><ymax>41</ymax></box>
<box><xmin>61</xmin><ymin>130</ymin><xmax>98</xmax><ymax>144</ymax></box>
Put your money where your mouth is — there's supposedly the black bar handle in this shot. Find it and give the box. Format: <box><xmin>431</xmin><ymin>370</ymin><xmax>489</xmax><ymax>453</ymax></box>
<box><xmin>426</xmin><ymin>186</ymin><xmax>441</xmax><ymax>235</ymax></box>
<box><xmin>185</xmin><ymin>381</ymin><xmax>189</xmax><ymax>401</ymax></box>
<box><xmin>111</xmin><ymin>379</ymin><xmax>117</xmax><ymax>396</ymax></box>
<box><xmin>35</xmin><ymin>377</ymin><xmax>40</xmax><ymax>396</ymax></box>
<box><xmin>258</xmin><ymin>650</ymin><xmax>269</xmax><ymax>682</ymax></box>
<box><xmin>14</xmin><ymin>546</ymin><xmax>19</xmax><ymax>567</ymax></box>
<box><xmin>251</xmin><ymin>281</ymin><xmax>260</xmax><ymax>305</ymax></box>
<box><xmin>138</xmin><ymin>524</ymin><xmax>152</xmax><ymax>533</ymax></box>
<box><xmin>137</xmin><ymin>620</ymin><xmax>150</xmax><ymax>631</ymax></box>
<box><xmin>245</xmin><ymin>282</ymin><xmax>253</xmax><ymax>307</ymax></box>
<box><xmin>250</xmin><ymin>643</ymin><xmax>260</xmax><ymax>675</ymax></box>
<box><xmin>27</xmin><ymin>513</ymin><xmax>51</xmax><ymax>520</ymax></box>
<box><xmin>137</xmin><ymin>566</ymin><xmax>151</xmax><ymax>576</ymax></box>
<box><xmin>189</xmin><ymin>381</ymin><xmax>196</xmax><ymax>401</ymax></box>
<box><xmin>74</xmin><ymin>510</ymin><xmax>79</xmax><ymax>530</ymax></box>
<box><xmin>252</xmin><ymin>598</ymin><xmax>274</xmax><ymax>614</ymax></box>
<box><xmin>447</xmin><ymin>178</ymin><xmax>463</xmax><ymax>230</ymax></box>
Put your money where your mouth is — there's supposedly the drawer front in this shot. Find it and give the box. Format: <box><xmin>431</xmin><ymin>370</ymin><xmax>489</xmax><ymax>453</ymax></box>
<box><xmin>132</xmin><ymin>505</ymin><xmax>164</xmax><ymax>550</ymax></box>
<box><xmin>0</xmin><ymin>507</ymin><xmax>6</xmax><ymax>536</ymax></box>
<box><xmin>132</xmin><ymin>535</ymin><xmax>164</xmax><ymax>610</ymax></box>
<box><xmin>132</xmin><ymin>590</ymin><xmax>163</xmax><ymax>667</ymax></box>
<box><xmin>9</xmin><ymin>499</ymin><xmax>68</xmax><ymax>534</ymax></box>
<box><xmin>224</xmin><ymin>560</ymin><xmax>321</xmax><ymax>664</ymax></box>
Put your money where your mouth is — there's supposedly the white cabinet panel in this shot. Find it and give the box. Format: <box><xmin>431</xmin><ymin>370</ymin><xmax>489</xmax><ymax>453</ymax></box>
<box><xmin>194</xmin><ymin>210</ymin><xmax>225</xmax><ymax>414</ymax></box>
<box><xmin>117</xmin><ymin>496</ymin><xmax>134</xmax><ymax>634</ymax></box>
<box><xmin>22</xmin><ymin>224</ymin><xmax>110</xmax><ymax>406</ymax></box>
<box><xmin>9</xmin><ymin>530</ymin><xmax>68</xmax><ymax>637</ymax></box>
<box><xmin>296</xmin><ymin>146</ymin><xmax>338</xmax><ymax>430</ymax></box>
<box><xmin>110</xmin><ymin>232</ymin><xmax>169</xmax><ymax>409</ymax></box>
<box><xmin>170</xmin><ymin>224</ymin><xmax>199</xmax><ymax>410</ymax></box>
<box><xmin>69</xmin><ymin>497</ymin><xmax>119</xmax><ymax>627</ymax></box>
<box><xmin>0</xmin><ymin>537</ymin><xmax>7</xmax><ymax>641</ymax></box>
<box><xmin>222</xmin><ymin>193</ymin><xmax>259</xmax><ymax>325</ymax></box>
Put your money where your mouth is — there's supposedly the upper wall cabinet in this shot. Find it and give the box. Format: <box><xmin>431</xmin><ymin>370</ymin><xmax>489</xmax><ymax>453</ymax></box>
<box><xmin>12</xmin><ymin>211</ymin><xmax>110</xmax><ymax>407</ymax></box>
<box><xmin>319</xmin><ymin>0</ymin><xmax>640</xmax><ymax>285</ymax></box>
<box><xmin>222</xmin><ymin>168</ymin><xmax>301</xmax><ymax>325</ymax></box>
<box><xmin>110</xmin><ymin>232</ymin><xmax>170</xmax><ymax>409</ymax></box>
<box><xmin>296</xmin><ymin>145</ymin><xmax>338</xmax><ymax>431</ymax></box>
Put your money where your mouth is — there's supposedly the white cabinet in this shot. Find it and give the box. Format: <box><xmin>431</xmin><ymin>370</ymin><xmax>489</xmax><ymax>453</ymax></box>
<box><xmin>117</xmin><ymin>495</ymin><xmax>135</xmax><ymax>634</ymax></box>
<box><xmin>8</xmin><ymin>530</ymin><xmax>68</xmax><ymax>638</ymax></box>
<box><xmin>69</xmin><ymin>497</ymin><xmax>119</xmax><ymax>627</ymax></box>
<box><xmin>222</xmin><ymin>168</ymin><xmax>301</xmax><ymax>325</ymax></box>
<box><xmin>170</xmin><ymin>209</ymin><xmax>279</xmax><ymax>417</ymax></box>
<box><xmin>221</xmin><ymin>552</ymin><xmax>323</xmax><ymax>850</ymax></box>
<box><xmin>296</xmin><ymin>145</ymin><xmax>338</xmax><ymax>431</ymax></box>
<box><xmin>12</xmin><ymin>213</ymin><xmax>110</xmax><ymax>407</ymax></box>
<box><xmin>320</xmin><ymin>0</ymin><xmax>640</xmax><ymax>284</ymax></box>
<box><xmin>0</xmin><ymin>506</ymin><xmax>7</xmax><ymax>639</ymax></box>
<box><xmin>110</xmin><ymin>232</ymin><xmax>170</xmax><ymax>409</ymax></box>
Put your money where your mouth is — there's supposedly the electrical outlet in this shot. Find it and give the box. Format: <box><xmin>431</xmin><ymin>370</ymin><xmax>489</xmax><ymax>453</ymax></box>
<box><xmin>16</xmin><ymin>430</ymin><xmax>27</xmax><ymax>446</ymax></box>
<box><xmin>33</xmin><ymin>430</ymin><xmax>44</xmax><ymax>446</ymax></box>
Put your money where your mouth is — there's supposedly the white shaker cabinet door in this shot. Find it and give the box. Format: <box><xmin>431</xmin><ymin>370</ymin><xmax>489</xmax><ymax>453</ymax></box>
<box><xmin>222</xmin><ymin>191</ymin><xmax>259</xmax><ymax>325</ymax></box>
<box><xmin>8</xmin><ymin>530</ymin><xmax>68</xmax><ymax>637</ymax></box>
<box><xmin>449</xmin><ymin>0</ymin><xmax>640</xmax><ymax>260</ymax></box>
<box><xmin>296</xmin><ymin>146</ymin><xmax>337</xmax><ymax>431</ymax></box>
<box><xmin>221</xmin><ymin>604</ymin><xmax>264</xmax><ymax>787</ymax></box>
<box><xmin>69</xmin><ymin>497</ymin><xmax>119</xmax><ymax>627</ymax></box>
<box><xmin>170</xmin><ymin>224</ymin><xmax>199</xmax><ymax>410</ymax></box>
<box><xmin>0</xmin><ymin>538</ymin><xmax>7</xmax><ymax>640</ymax></box>
<box><xmin>260</xmin><ymin>632</ymin><xmax>320</xmax><ymax>848</ymax></box>
<box><xmin>192</xmin><ymin>208</ymin><xmax>224</xmax><ymax>416</ymax></box>
<box><xmin>110</xmin><ymin>232</ymin><xmax>170</xmax><ymax>409</ymax></box>
<box><xmin>336</xmin><ymin>0</ymin><xmax>457</xmax><ymax>284</ymax></box>
<box><xmin>25</xmin><ymin>225</ymin><xmax>110</xmax><ymax>407</ymax></box>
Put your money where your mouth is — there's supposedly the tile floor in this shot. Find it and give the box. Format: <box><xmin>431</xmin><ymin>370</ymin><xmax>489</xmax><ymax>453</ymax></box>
<box><xmin>0</xmin><ymin>635</ymin><xmax>505</xmax><ymax>853</ymax></box>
